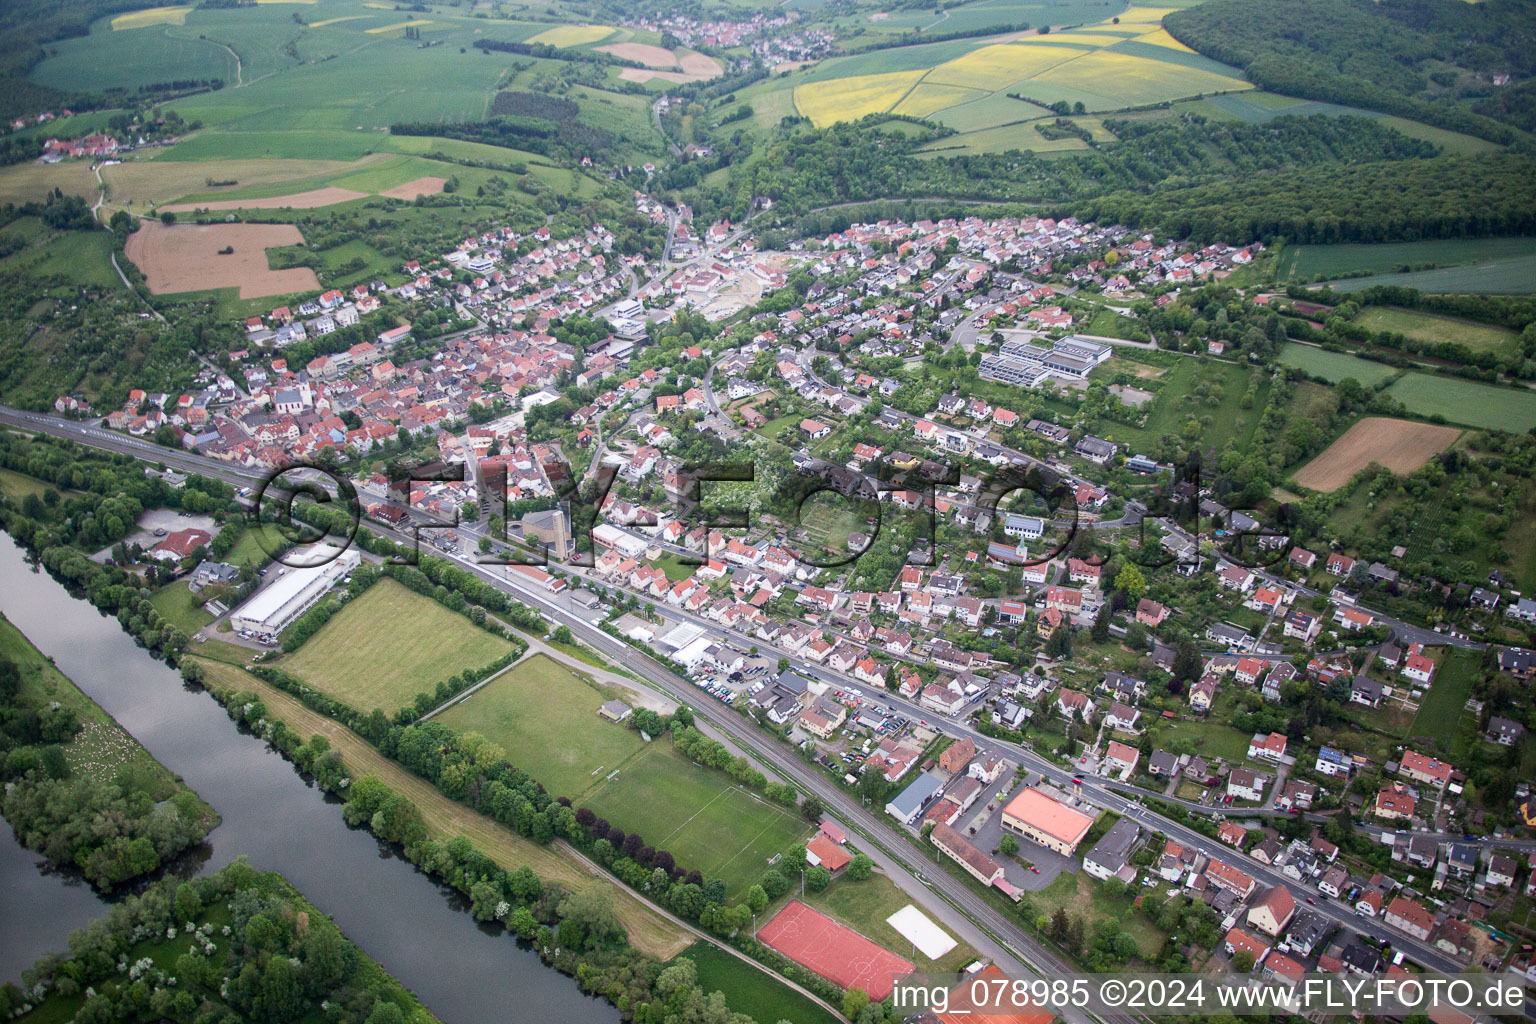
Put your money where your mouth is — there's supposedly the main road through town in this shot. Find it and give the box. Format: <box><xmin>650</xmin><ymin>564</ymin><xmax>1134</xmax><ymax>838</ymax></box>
<box><xmin>0</xmin><ymin>404</ymin><xmax>1490</xmax><ymax>1004</ymax></box>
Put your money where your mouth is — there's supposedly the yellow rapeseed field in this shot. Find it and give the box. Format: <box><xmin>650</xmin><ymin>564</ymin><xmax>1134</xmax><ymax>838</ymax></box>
<box><xmin>795</xmin><ymin>69</ymin><xmax>926</xmax><ymax>127</ymax></box>
<box><xmin>110</xmin><ymin>5</ymin><xmax>191</xmax><ymax>29</ymax></box>
<box><xmin>892</xmin><ymin>83</ymin><xmax>990</xmax><ymax>118</ymax></box>
<box><xmin>1118</xmin><ymin>5</ymin><xmax>1178</xmax><ymax>23</ymax></box>
<box><xmin>1032</xmin><ymin>48</ymin><xmax>1250</xmax><ymax>107</ymax></box>
<box><xmin>1132</xmin><ymin>27</ymin><xmax>1198</xmax><ymax>53</ymax></box>
<box><xmin>524</xmin><ymin>24</ymin><xmax>615</xmax><ymax>47</ymax></box>
<box><xmin>1042</xmin><ymin>32</ymin><xmax>1142</xmax><ymax>46</ymax></box>
<box><xmin>923</xmin><ymin>41</ymin><xmax>1082</xmax><ymax>89</ymax></box>
<box><xmin>365</xmin><ymin>18</ymin><xmax>434</xmax><ymax>33</ymax></box>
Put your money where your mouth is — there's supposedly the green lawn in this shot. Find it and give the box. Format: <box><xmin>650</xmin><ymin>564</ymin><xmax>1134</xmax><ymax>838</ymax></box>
<box><xmin>1384</xmin><ymin>374</ymin><xmax>1536</xmax><ymax>432</ymax></box>
<box><xmin>223</xmin><ymin>527</ymin><xmax>273</xmax><ymax>568</ymax></box>
<box><xmin>753</xmin><ymin>413</ymin><xmax>801</xmax><ymax>440</ymax></box>
<box><xmin>1278</xmin><ymin>343</ymin><xmax>1400</xmax><ymax>386</ymax></box>
<box><xmin>798</xmin><ymin>868</ymin><xmax>977</xmax><ymax>973</ymax></box>
<box><xmin>434</xmin><ymin>653</ymin><xmax>644</xmax><ymax>799</ymax></box>
<box><xmin>1080</xmin><ymin>305</ymin><xmax>1147</xmax><ymax>341</ymax></box>
<box><xmin>1147</xmin><ymin>696</ymin><xmax>1255</xmax><ymax>763</ymax></box>
<box><xmin>652</xmin><ymin>551</ymin><xmax>699</xmax><ymax>583</ymax></box>
<box><xmin>1409</xmin><ymin>648</ymin><xmax>1479</xmax><ymax>755</ymax></box>
<box><xmin>676</xmin><ymin>941</ymin><xmax>840</xmax><ymax>1024</ymax></box>
<box><xmin>279</xmin><ymin>577</ymin><xmax>513</xmax><ymax>713</ymax></box>
<box><xmin>583</xmin><ymin>741</ymin><xmax>812</xmax><ymax>900</ymax></box>
<box><xmin>1354</xmin><ymin>307</ymin><xmax>1518</xmax><ymax>356</ymax></box>
<box><xmin>0</xmin><ymin>467</ymin><xmax>57</xmax><ymax>502</ymax></box>
<box><xmin>150</xmin><ymin>581</ymin><xmax>215</xmax><ymax>635</ymax></box>
<box><xmin>1022</xmin><ymin>869</ymin><xmax>1167</xmax><ymax>960</ymax></box>
<box><xmin>1098</xmin><ymin>358</ymin><xmax>1266</xmax><ymax>455</ymax></box>
<box><xmin>0</xmin><ymin>615</ymin><xmax>209</xmax><ymax>804</ymax></box>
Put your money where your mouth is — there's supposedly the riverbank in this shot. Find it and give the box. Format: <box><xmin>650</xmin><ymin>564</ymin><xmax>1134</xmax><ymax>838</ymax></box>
<box><xmin>0</xmin><ymin>614</ymin><xmax>218</xmax><ymax>890</ymax></box>
<box><xmin>190</xmin><ymin>655</ymin><xmax>693</xmax><ymax>960</ymax></box>
<box><xmin>5</xmin><ymin>861</ymin><xmax>440</xmax><ymax>1024</ymax></box>
<box><xmin>0</xmin><ymin>537</ymin><xmax>622</xmax><ymax>1024</ymax></box>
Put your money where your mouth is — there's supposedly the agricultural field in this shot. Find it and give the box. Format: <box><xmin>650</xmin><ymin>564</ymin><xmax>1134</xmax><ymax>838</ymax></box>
<box><xmin>1293</xmin><ymin>418</ymin><xmax>1461</xmax><ymax>492</ymax></box>
<box><xmin>124</xmin><ymin>221</ymin><xmax>320</xmax><ymax>299</ymax></box>
<box><xmin>13</xmin><ymin>0</ymin><xmax>663</xmax><ymax>200</ymax></box>
<box><xmin>279</xmin><ymin>577</ymin><xmax>514</xmax><ymax>713</ymax></box>
<box><xmin>434</xmin><ymin>653</ymin><xmax>644</xmax><ymax>799</ymax></box>
<box><xmin>787</xmin><ymin>5</ymin><xmax>1251</xmax><ymax>138</ymax></box>
<box><xmin>0</xmin><ymin>228</ymin><xmax>122</xmax><ymax>291</ymax></box>
<box><xmin>1281</xmin><ymin>237</ymin><xmax>1536</xmax><ymax>281</ymax></box>
<box><xmin>795</xmin><ymin>70</ymin><xmax>927</xmax><ymax>125</ymax></box>
<box><xmin>675</xmin><ymin>942</ymin><xmax>840</xmax><ymax>1024</ymax></box>
<box><xmin>1277</xmin><ymin>343</ymin><xmax>1400</xmax><ymax>386</ymax></box>
<box><xmin>524</xmin><ymin>24</ymin><xmax>614</xmax><ymax>47</ymax></box>
<box><xmin>1192</xmin><ymin>93</ymin><xmax>1497</xmax><ymax>155</ymax></box>
<box><xmin>1321</xmin><ymin>257</ymin><xmax>1536</xmax><ymax>296</ymax></box>
<box><xmin>1384</xmin><ymin>374</ymin><xmax>1536</xmax><ymax>432</ymax></box>
<box><xmin>582</xmin><ymin>742</ymin><xmax>812</xmax><ymax>899</ymax></box>
<box><xmin>1354</xmin><ymin>307</ymin><xmax>1519</xmax><ymax>355</ymax></box>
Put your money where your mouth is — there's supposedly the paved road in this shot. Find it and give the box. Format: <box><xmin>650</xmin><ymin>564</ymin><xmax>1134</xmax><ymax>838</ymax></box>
<box><xmin>1</xmin><ymin>404</ymin><xmax>1130</xmax><ymax>1024</ymax></box>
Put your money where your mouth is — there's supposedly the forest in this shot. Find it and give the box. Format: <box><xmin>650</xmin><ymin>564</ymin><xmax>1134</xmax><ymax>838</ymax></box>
<box><xmin>698</xmin><ymin>113</ymin><xmax>1449</xmax><ymax>227</ymax></box>
<box><xmin>3</xmin><ymin>861</ymin><xmax>435</xmax><ymax>1024</ymax></box>
<box><xmin>1071</xmin><ymin>153</ymin><xmax>1536</xmax><ymax>244</ymax></box>
<box><xmin>0</xmin><ymin>624</ymin><xmax>217</xmax><ymax>890</ymax></box>
<box><xmin>1164</xmin><ymin>0</ymin><xmax>1536</xmax><ymax>143</ymax></box>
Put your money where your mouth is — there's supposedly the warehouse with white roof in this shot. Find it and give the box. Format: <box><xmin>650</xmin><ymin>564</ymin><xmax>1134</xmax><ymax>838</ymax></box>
<box><xmin>229</xmin><ymin>544</ymin><xmax>361</xmax><ymax>636</ymax></box>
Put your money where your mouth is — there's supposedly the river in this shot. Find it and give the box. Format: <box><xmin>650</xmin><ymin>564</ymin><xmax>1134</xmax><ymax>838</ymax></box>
<box><xmin>0</xmin><ymin>536</ymin><xmax>618</xmax><ymax>1024</ymax></box>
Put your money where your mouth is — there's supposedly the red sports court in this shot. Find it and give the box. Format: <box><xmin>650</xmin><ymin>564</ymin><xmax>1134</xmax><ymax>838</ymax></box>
<box><xmin>756</xmin><ymin>900</ymin><xmax>914</xmax><ymax>1001</ymax></box>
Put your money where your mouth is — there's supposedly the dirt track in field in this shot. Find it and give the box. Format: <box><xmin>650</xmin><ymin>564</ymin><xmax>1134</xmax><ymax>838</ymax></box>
<box><xmin>161</xmin><ymin>185</ymin><xmax>368</xmax><ymax>212</ymax></box>
<box><xmin>125</xmin><ymin>220</ymin><xmax>319</xmax><ymax>299</ymax></box>
<box><xmin>1293</xmin><ymin>417</ymin><xmax>1461</xmax><ymax>492</ymax></box>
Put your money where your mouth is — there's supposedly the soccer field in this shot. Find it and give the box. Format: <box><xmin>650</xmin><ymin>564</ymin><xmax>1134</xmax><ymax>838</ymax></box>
<box><xmin>280</xmin><ymin>578</ymin><xmax>513</xmax><ymax>713</ymax></box>
<box><xmin>435</xmin><ymin>654</ymin><xmax>644</xmax><ymax>800</ymax></box>
<box><xmin>584</xmin><ymin>742</ymin><xmax>812</xmax><ymax>899</ymax></box>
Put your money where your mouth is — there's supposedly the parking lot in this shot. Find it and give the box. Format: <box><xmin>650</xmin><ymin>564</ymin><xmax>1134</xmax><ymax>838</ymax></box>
<box><xmin>957</xmin><ymin>775</ymin><xmax>1078</xmax><ymax>892</ymax></box>
<box><xmin>95</xmin><ymin>507</ymin><xmax>218</xmax><ymax>563</ymax></box>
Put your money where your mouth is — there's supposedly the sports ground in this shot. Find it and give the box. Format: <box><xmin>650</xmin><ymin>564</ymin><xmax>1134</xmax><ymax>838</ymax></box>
<box><xmin>437</xmin><ymin>655</ymin><xmax>811</xmax><ymax>899</ymax></box>
<box><xmin>279</xmin><ymin>578</ymin><xmax>514</xmax><ymax>713</ymax></box>
<box><xmin>756</xmin><ymin>900</ymin><xmax>914</xmax><ymax>1001</ymax></box>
